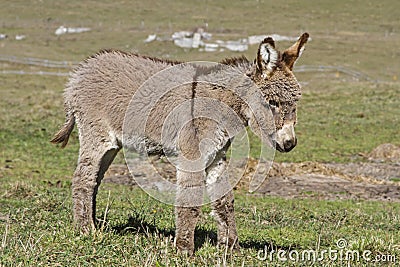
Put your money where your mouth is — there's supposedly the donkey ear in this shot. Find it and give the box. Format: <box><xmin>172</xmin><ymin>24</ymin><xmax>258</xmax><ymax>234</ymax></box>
<box><xmin>256</xmin><ymin>37</ymin><xmax>279</xmax><ymax>76</ymax></box>
<box><xmin>282</xmin><ymin>32</ymin><xmax>309</xmax><ymax>70</ymax></box>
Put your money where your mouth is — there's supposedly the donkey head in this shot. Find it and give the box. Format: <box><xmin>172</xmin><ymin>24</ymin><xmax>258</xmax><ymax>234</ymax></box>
<box><xmin>250</xmin><ymin>33</ymin><xmax>309</xmax><ymax>152</ymax></box>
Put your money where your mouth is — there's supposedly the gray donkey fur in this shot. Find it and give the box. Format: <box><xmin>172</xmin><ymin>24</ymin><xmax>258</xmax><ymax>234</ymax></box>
<box><xmin>51</xmin><ymin>33</ymin><xmax>309</xmax><ymax>254</ymax></box>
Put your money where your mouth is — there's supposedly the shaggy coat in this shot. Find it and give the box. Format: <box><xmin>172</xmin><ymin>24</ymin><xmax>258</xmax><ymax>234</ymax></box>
<box><xmin>51</xmin><ymin>33</ymin><xmax>309</xmax><ymax>254</ymax></box>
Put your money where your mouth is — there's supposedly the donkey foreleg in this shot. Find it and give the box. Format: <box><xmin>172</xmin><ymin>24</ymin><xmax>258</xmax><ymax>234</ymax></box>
<box><xmin>206</xmin><ymin>158</ymin><xmax>239</xmax><ymax>250</ymax></box>
<box><xmin>174</xmin><ymin>170</ymin><xmax>204</xmax><ymax>255</ymax></box>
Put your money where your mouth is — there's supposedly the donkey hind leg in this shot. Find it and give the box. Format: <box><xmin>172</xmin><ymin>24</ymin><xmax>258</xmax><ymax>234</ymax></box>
<box><xmin>206</xmin><ymin>157</ymin><xmax>239</xmax><ymax>250</ymax></box>
<box><xmin>174</xmin><ymin>170</ymin><xmax>205</xmax><ymax>255</ymax></box>
<box><xmin>72</xmin><ymin>144</ymin><xmax>119</xmax><ymax>233</ymax></box>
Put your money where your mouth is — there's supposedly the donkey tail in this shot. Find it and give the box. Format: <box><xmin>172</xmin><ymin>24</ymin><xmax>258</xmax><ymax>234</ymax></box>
<box><xmin>50</xmin><ymin>114</ymin><xmax>75</xmax><ymax>148</ymax></box>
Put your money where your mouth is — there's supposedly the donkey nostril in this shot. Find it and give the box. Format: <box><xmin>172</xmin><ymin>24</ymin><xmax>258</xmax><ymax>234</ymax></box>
<box><xmin>284</xmin><ymin>138</ymin><xmax>297</xmax><ymax>152</ymax></box>
<box><xmin>284</xmin><ymin>140</ymin><xmax>292</xmax><ymax>149</ymax></box>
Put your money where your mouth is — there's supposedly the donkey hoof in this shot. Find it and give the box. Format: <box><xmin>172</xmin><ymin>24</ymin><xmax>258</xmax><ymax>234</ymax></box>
<box><xmin>175</xmin><ymin>241</ymin><xmax>194</xmax><ymax>256</ymax></box>
<box><xmin>75</xmin><ymin>222</ymin><xmax>96</xmax><ymax>235</ymax></box>
<box><xmin>176</xmin><ymin>246</ymin><xmax>194</xmax><ymax>256</ymax></box>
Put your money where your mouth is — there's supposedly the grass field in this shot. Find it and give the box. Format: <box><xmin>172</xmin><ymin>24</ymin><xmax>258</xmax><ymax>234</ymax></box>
<box><xmin>1</xmin><ymin>0</ymin><xmax>400</xmax><ymax>266</ymax></box>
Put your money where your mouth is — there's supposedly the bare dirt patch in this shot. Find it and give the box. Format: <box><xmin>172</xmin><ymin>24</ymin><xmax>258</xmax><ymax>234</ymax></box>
<box><xmin>104</xmin><ymin>144</ymin><xmax>400</xmax><ymax>202</ymax></box>
<box><xmin>253</xmin><ymin>162</ymin><xmax>400</xmax><ymax>201</ymax></box>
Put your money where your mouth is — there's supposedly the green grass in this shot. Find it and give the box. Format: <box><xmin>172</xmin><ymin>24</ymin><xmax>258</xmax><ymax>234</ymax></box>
<box><xmin>1</xmin><ymin>0</ymin><xmax>400</xmax><ymax>266</ymax></box>
<box><xmin>1</xmin><ymin>182</ymin><xmax>399</xmax><ymax>266</ymax></box>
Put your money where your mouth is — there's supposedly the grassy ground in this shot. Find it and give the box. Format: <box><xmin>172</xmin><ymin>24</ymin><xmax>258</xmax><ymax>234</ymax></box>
<box><xmin>1</xmin><ymin>0</ymin><xmax>400</xmax><ymax>266</ymax></box>
<box><xmin>1</xmin><ymin>182</ymin><xmax>399</xmax><ymax>266</ymax></box>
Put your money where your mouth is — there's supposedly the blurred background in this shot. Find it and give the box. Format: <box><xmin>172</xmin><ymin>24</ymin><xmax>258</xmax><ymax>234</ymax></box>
<box><xmin>1</xmin><ymin>0</ymin><xmax>398</xmax><ymax>79</ymax></box>
<box><xmin>1</xmin><ymin>0</ymin><xmax>399</xmax><ymax>163</ymax></box>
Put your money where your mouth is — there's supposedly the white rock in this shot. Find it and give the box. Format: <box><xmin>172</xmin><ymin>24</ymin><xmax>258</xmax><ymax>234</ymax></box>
<box><xmin>15</xmin><ymin>35</ymin><xmax>26</xmax><ymax>41</ymax></box>
<box><xmin>144</xmin><ymin>34</ymin><xmax>157</xmax><ymax>43</ymax></box>
<box><xmin>55</xmin><ymin>26</ymin><xmax>91</xmax><ymax>35</ymax></box>
<box><xmin>192</xmin><ymin>32</ymin><xmax>201</xmax><ymax>48</ymax></box>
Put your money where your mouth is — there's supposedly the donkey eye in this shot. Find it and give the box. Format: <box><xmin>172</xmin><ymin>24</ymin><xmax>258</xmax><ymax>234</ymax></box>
<box><xmin>268</xmin><ymin>100</ymin><xmax>279</xmax><ymax>107</ymax></box>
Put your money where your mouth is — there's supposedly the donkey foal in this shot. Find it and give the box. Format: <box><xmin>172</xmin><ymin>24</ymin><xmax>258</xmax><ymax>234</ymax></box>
<box><xmin>51</xmin><ymin>33</ymin><xmax>309</xmax><ymax>255</ymax></box>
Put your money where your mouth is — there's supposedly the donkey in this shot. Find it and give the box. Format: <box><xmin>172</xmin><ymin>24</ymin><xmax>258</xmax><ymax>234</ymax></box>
<box><xmin>51</xmin><ymin>33</ymin><xmax>309</xmax><ymax>254</ymax></box>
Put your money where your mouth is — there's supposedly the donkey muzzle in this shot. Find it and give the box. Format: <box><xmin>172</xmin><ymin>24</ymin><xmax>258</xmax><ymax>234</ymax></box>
<box><xmin>275</xmin><ymin>124</ymin><xmax>297</xmax><ymax>153</ymax></box>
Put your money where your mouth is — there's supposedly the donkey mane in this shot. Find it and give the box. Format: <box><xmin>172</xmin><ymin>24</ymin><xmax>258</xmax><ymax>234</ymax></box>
<box><xmin>85</xmin><ymin>49</ymin><xmax>183</xmax><ymax>66</ymax></box>
<box><xmin>220</xmin><ymin>55</ymin><xmax>250</xmax><ymax>66</ymax></box>
<box><xmin>85</xmin><ymin>50</ymin><xmax>252</xmax><ymax>74</ymax></box>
